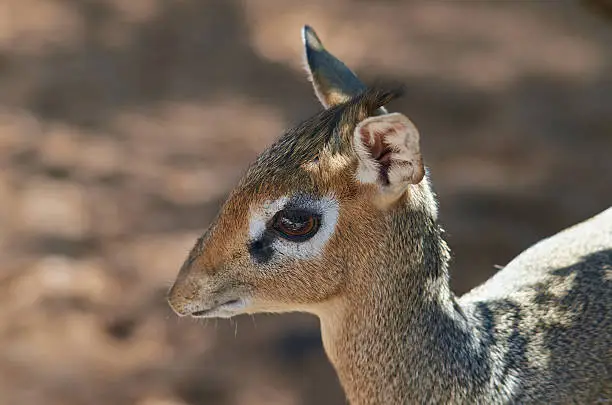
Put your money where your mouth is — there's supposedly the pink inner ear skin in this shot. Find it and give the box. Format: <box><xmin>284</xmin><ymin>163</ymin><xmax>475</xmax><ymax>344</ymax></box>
<box><xmin>362</xmin><ymin>128</ymin><xmax>394</xmax><ymax>185</ymax></box>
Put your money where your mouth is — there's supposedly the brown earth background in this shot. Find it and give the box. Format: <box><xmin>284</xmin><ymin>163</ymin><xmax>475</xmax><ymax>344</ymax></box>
<box><xmin>1</xmin><ymin>1</ymin><xmax>611</xmax><ymax>404</ymax></box>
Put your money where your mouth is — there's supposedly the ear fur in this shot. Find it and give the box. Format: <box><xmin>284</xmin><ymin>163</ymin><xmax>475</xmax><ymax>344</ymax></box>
<box><xmin>353</xmin><ymin>113</ymin><xmax>424</xmax><ymax>199</ymax></box>
<box><xmin>302</xmin><ymin>25</ymin><xmax>387</xmax><ymax>114</ymax></box>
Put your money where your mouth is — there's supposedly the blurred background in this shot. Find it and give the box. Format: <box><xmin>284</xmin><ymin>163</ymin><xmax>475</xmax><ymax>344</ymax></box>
<box><xmin>1</xmin><ymin>1</ymin><xmax>611</xmax><ymax>404</ymax></box>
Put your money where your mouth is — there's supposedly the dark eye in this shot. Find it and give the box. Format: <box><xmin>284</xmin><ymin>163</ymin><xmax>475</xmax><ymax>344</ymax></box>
<box><xmin>272</xmin><ymin>210</ymin><xmax>320</xmax><ymax>241</ymax></box>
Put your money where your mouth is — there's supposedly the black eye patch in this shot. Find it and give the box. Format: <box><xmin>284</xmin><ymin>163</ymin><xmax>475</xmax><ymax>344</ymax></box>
<box><xmin>249</xmin><ymin>232</ymin><xmax>275</xmax><ymax>264</ymax></box>
<box><xmin>248</xmin><ymin>195</ymin><xmax>323</xmax><ymax>264</ymax></box>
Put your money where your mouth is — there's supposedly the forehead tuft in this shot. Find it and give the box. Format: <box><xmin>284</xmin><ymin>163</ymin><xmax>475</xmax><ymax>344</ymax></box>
<box><xmin>240</xmin><ymin>111</ymin><xmax>340</xmax><ymax>194</ymax></box>
<box><xmin>239</xmin><ymin>86</ymin><xmax>403</xmax><ymax>194</ymax></box>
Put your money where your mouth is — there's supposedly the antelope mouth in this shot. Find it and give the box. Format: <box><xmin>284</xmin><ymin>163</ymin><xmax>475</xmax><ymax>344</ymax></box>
<box><xmin>191</xmin><ymin>298</ymin><xmax>245</xmax><ymax>318</ymax></box>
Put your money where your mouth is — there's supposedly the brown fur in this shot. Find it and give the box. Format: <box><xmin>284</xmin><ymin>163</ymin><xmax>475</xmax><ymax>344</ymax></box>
<box><xmin>168</xmin><ymin>26</ymin><xmax>611</xmax><ymax>404</ymax></box>
<box><xmin>168</xmin><ymin>88</ymin><xmax>400</xmax><ymax>315</ymax></box>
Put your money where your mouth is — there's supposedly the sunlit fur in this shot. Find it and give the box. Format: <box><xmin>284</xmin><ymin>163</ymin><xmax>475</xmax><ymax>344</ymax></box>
<box><xmin>167</xmin><ymin>87</ymin><xmax>417</xmax><ymax>316</ymax></box>
<box><xmin>168</xmin><ymin>27</ymin><xmax>612</xmax><ymax>404</ymax></box>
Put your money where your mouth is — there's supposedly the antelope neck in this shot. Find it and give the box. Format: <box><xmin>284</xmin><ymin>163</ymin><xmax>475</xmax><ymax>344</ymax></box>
<box><xmin>318</xmin><ymin>210</ymin><xmax>488</xmax><ymax>404</ymax></box>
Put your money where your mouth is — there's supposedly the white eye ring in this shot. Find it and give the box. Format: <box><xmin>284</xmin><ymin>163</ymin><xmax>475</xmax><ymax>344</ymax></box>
<box><xmin>249</xmin><ymin>197</ymin><xmax>289</xmax><ymax>240</ymax></box>
<box><xmin>248</xmin><ymin>195</ymin><xmax>340</xmax><ymax>261</ymax></box>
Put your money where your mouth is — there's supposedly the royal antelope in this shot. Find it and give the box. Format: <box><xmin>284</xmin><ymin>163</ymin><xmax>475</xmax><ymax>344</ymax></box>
<box><xmin>168</xmin><ymin>26</ymin><xmax>612</xmax><ymax>404</ymax></box>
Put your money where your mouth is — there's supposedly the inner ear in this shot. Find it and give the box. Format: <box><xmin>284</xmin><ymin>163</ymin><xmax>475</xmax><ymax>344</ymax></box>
<box><xmin>362</xmin><ymin>127</ymin><xmax>394</xmax><ymax>185</ymax></box>
<box><xmin>354</xmin><ymin>113</ymin><xmax>424</xmax><ymax>192</ymax></box>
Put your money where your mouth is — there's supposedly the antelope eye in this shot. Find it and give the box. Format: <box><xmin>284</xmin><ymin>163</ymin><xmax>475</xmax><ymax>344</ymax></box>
<box><xmin>272</xmin><ymin>210</ymin><xmax>320</xmax><ymax>241</ymax></box>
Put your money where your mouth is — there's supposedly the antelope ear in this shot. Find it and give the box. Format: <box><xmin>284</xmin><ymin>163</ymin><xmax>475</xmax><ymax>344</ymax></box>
<box><xmin>354</xmin><ymin>113</ymin><xmax>424</xmax><ymax>197</ymax></box>
<box><xmin>302</xmin><ymin>25</ymin><xmax>386</xmax><ymax>114</ymax></box>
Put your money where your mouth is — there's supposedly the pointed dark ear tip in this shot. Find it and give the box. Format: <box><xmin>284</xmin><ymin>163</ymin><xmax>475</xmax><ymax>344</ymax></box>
<box><xmin>302</xmin><ymin>25</ymin><xmax>324</xmax><ymax>52</ymax></box>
